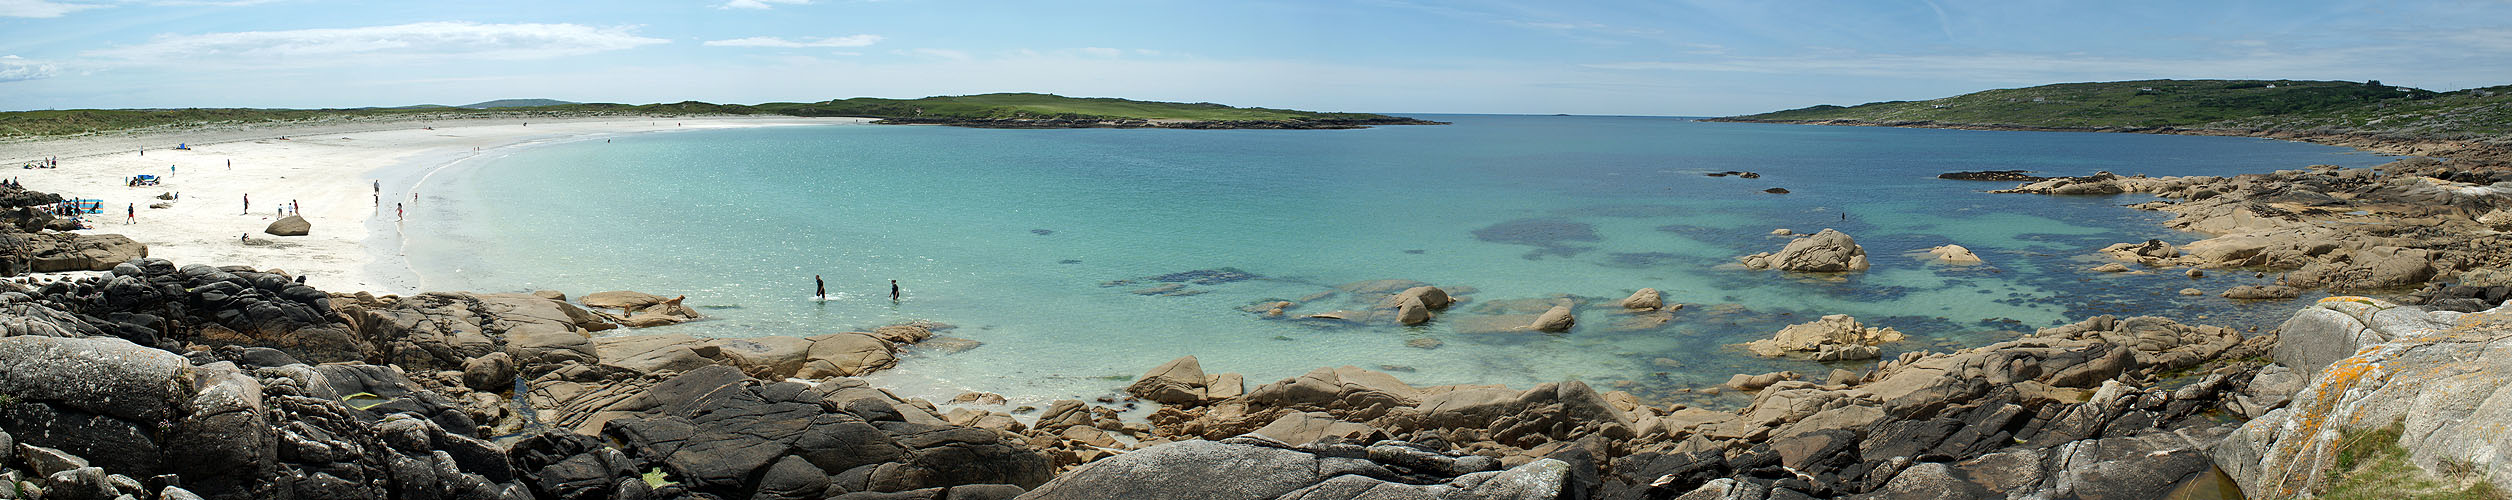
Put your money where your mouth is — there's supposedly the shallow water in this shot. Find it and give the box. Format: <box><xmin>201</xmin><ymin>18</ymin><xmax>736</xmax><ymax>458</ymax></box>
<box><xmin>404</xmin><ymin>115</ymin><xmax>2383</xmax><ymax>407</ymax></box>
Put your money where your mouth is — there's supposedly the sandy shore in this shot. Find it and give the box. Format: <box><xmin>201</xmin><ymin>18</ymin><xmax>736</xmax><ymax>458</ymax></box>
<box><xmin>0</xmin><ymin>115</ymin><xmax>869</xmax><ymax>293</ymax></box>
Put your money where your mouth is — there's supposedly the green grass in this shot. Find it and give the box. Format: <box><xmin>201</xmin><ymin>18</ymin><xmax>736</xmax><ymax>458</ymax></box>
<box><xmin>0</xmin><ymin>93</ymin><xmax>1417</xmax><ymax>138</ymax></box>
<box><xmin>1722</xmin><ymin>79</ymin><xmax>2512</xmax><ymax>143</ymax></box>
<box><xmin>2320</xmin><ymin>421</ymin><xmax>2507</xmax><ymax>500</ymax></box>
<box><xmin>641</xmin><ymin>467</ymin><xmax>677</xmax><ymax>488</ymax></box>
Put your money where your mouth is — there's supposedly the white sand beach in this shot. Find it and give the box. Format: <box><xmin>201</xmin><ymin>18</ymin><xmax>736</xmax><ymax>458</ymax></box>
<box><xmin>0</xmin><ymin>116</ymin><xmax>867</xmax><ymax>294</ymax></box>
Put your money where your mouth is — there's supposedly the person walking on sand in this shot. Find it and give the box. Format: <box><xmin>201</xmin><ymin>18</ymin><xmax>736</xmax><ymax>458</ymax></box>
<box><xmin>242</xmin><ymin>194</ymin><xmax>249</xmax><ymax>215</ymax></box>
<box><xmin>890</xmin><ymin>280</ymin><xmax>900</xmax><ymax>301</ymax></box>
<box><xmin>815</xmin><ymin>275</ymin><xmax>826</xmax><ymax>300</ymax></box>
<box><xmin>125</xmin><ymin>204</ymin><xmax>133</xmax><ymax>224</ymax></box>
<box><xmin>397</xmin><ymin>203</ymin><xmax>404</xmax><ymax>221</ymax></box>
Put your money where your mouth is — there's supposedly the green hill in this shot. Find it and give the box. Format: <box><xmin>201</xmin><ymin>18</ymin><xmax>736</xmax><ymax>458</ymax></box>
<box><xmin>459</xmin><ymin>98</ymin><xmax>577</xmax><ymax>109</ymax></box>
<box><xmin>1716</xmin><ymin>79</ymin><xmax>2512</xmax><ymax>143</ymax></box>
<box><xmin>0</xmin><ymin>94</ymin><xmax>1434</xmax><ymax>138</ymax></box>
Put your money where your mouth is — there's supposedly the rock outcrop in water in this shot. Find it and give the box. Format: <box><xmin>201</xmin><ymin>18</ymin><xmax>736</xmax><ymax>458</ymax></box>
<box><xmin>2004</xmin><ymin>159</ymin><xmax>2512</xmax><ymax>294</ymax></box>
<box><xmin>1738</xmin><ymin>228</ymin><xmax>1869</xmax><ymax>272</ymax></box>
<box><xmin>1740</xmin><ymin>314</ymin><xmax>1905</xmax><ymax>361</ymax></box>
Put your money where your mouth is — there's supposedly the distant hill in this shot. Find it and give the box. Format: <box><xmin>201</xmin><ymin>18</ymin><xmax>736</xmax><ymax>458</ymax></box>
<box><xmin>757</xmin><ymin>93</ymin><xmax>1413</xmax><ymax>121</ymax></box>
<box><xmin>459</xmin><ymin>99</ymin><xmax>576</xmax><ymax>109</ymax></box>
<box><xmin>1710</xmin><ymin>79</ymin><xmax>2512</xmax><ymax>145</ymax></box>
<box><xmin>0</xmin><ymin>94</ymin><xmax>1436</xmax><ymax>137</ymax></box>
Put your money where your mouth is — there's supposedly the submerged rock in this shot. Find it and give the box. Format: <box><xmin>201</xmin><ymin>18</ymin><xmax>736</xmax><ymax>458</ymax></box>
<box><xmin>2221</xmin><ymin>285</ymin><xmax>2301</xmax><ymax>300</ymax></box>
<box><xmin>1927</xmin><ymin>244</ymin><xmax>1986</xmax><ymax>264</ymax></box>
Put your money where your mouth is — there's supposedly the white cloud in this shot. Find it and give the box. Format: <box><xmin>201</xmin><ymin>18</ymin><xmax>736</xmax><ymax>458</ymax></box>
<box><xmin>0</xmin><ymin>55</ymin><xmax>59</xmax><ymax>82</ymax></box>
<box><xmin>147</xmin><ymin>0</ymin><xmax>287</xmax><ymax>6</ymax></box>
<box><xmin>1072</xmin><ymin>47</ymin><xmax>1123</xmax><ymax>58</ymax></box>
<box><xmin>704</xmin><ymin>34</ymin><xmax>882</xmax><ymax>48</ymax></box>
<box><xmin>0</xmin><ymin>0</ymin><xmax>106</xmax><ymax>18</ymax></box>
<box><xmin>84</xmin><ymin>22</ymin><xmax>669</xmax><ymax>66</ymax></box>
<box><xmin>718</xmin><ymin>0</ymin><xmax>806</xmax><ymax>9</ymax></box>
<box><xmin>895</xmin><ymin>48</ymin><xmax>970</xmax><ymax>61</ymax></box>
<box><xmin>0</xmin><ymin>0</ymin><xmax>285</xmax><ymax>18</ymax></box>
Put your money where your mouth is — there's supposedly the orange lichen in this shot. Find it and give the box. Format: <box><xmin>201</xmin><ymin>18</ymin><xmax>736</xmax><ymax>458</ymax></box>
<box><xmin>2268</xmin><ymin>349</ymin><xmax>2395</xmax><ymax>496</ymax></box>
<box><xmin>2318</xmin><ymin>296</ymin><xmax>2381</xmax><ymax>305</ymax></box>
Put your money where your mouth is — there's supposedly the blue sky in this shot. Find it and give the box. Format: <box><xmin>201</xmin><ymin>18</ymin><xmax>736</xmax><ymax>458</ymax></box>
<box><xmin>2</xmin><ymin>0</ymin><xmax>2508</xmax><ymax>115</ymax></box>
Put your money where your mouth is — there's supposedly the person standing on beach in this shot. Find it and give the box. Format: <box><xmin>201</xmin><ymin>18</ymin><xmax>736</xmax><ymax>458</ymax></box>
<box><xmin>125</xmin><ymin>204</ymin><xmax>133</xmax><ymax>224</ymax></box>
<box><xmin>890</xmin><ymin>280</ymin><xmax>900</xmax><ymax>301</ymax></box>
<box><xmin>815</xmin><ymin>275</ymin><xmax>826</xmax><ymax>299</ymax></box>
<box><xmin>242</xmin><ymin>194</ymin><xmax>249</xmax><ymax>215</ymax></box>
<box><xmin>397</xmin><ymin>203</ymin><xmax>404</xmax><ymax>221</ymax></box>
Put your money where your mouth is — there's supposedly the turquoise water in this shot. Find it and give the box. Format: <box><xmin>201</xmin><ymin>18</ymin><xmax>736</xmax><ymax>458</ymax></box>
<box><xmin>403</xmin><ymin>115</ymin><xmax>2385</xmax><ymax>407</ymax></box>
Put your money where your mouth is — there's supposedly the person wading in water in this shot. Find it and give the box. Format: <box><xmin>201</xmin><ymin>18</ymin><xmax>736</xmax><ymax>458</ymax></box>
<box><xmin>890</xmin><ymin>280</ymin><xmax>900</xmax><ymax>301</ymax></box>
<box><xmin>815</xmin><ymin>275</ymin><xmax>826</xmax><ymax>300</ymax></box>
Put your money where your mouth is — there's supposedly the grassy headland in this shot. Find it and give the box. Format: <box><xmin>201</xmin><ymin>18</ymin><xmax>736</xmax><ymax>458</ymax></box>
<box><xmin>0</xmin><ymin>93</ymin><xmax>1439</xmax><ymax>139</ymax></box>
<box><xmin>1709</xmin><ymin>79</ymin><xmax>2512</xmax><ymax>162</ymax></box>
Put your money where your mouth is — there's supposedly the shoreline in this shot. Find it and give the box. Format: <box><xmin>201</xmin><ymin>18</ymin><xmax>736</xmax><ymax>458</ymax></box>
<box><xmin>0</xmin><ymin>115</ymin><xmax>868</xmax><ymax>294</ymax></box>
<box><xmin>0</xmin><ymin>114</ymin><xmax>2503</xmax><ymax>498</ymax></box>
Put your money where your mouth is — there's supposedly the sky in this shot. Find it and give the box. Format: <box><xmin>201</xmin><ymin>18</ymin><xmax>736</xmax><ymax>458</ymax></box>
<box><xmin>2</xmin><ymin>0</ymin><xmax>2509</xmax><ymax>116</ymax></box>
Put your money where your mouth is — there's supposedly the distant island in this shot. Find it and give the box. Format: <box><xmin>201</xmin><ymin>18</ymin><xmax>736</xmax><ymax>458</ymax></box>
<box><xmin>1706</xmin><ymin>79</ymin><xmax>2512</xmax><ymax>164</ymax></box>
<box><xmin>0</xmin><ymin>93</ymin><xmax>1441</xmax><ymax>138</ymax></box>
<box><xmin>756</xmin><ymin>93</ymin><xmax>1446</xmax><ymax>129</ymax></box>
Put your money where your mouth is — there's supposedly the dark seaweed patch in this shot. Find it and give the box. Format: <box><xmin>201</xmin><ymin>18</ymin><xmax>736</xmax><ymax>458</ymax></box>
<box><xmin>1604</xmin><ymin>252</ymin><xmax>1686</xmax><ymax>268</ymax></box>
<box><xmin>1474</xmin><ymin>218</ymin><xmax>1600</xmax><ymax>260</ymax></box>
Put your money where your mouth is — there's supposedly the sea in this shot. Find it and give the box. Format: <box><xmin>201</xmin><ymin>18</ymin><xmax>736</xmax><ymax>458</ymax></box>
<box><xmin>398</xmin><ymin>114</ymin><xmax>2389</xmax><ymax>409</ymax></box>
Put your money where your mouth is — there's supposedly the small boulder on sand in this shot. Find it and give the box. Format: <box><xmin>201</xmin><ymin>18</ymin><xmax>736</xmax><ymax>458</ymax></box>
<box><xmin>264</xmin><ymin>216</ymin><xmax>310</xmax><ymax>236</ymax></box>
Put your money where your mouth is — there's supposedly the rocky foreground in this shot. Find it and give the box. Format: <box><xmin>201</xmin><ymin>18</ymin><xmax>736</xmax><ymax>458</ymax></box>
<box><xmin>0</xmin><ymin>157</ymin><xmax>2508</xmax><ymax>500</ymax></box>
